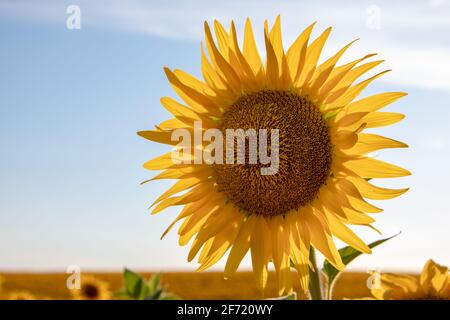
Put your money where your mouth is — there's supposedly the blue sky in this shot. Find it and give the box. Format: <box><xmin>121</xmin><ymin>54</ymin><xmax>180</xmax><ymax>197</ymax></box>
<box><xmin>0</xmin><ymin>0</ymin><xmax>449</xmax><ymax>273</ymax></box>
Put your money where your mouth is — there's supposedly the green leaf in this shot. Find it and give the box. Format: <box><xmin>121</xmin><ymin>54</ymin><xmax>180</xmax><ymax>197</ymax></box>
<box><xmin>118</xmin><ymin>268</ymin><xmax>181</xmax><ymax>300</ymax></box>
<box><xmin>123</xmin><ymin>268</ymin><xmax>151</xmax><ymax>299</ymax></box>
<box><xmin>159</xmin><ymin>294</ymin><xmax>180</xmax><ymax>300</ymax></box>
<box><xmin>112</xmin><ymin>289</ymin><xmax>129</xmax><ymax>298</ymax></box>
<box><xmin>322</xmin><ymin>233</ymin><xmax>400</xmax><ymax>299</ymax></box>
<box><xmin>266</xmin><ymin>292</ymin><xmax>297</xmax><ymax>300</ymax></box>
<box><xmin>147</xmin><ymin>273</ymin><xmax>161</xmax><ymax>294</ymax></box>
<box><xmin>144</xmin><ymin>288</ymin><xmax>164</xmax><ymax>300</ymax></box>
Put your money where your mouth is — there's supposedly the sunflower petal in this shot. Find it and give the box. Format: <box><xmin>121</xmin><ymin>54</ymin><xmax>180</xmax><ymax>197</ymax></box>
<box><xmin>347</xmin><ymin>176</ymin><xmax>409</xmax><ymax>200</ymax></box>
<box><xmin>286</xmin><ymin>22</ymin><xmax>315</xmax><ymax>81</ymax></box>
<box><xmin>349</xmin><ymin>133</ymin><xmax>408</xmax><ymax>154</ymax></box>
<box><xmin>318</xmin><ymin>54</ymin><xmax>377</xmax><ymax>99</ymax></box>
<box><xmin>326</xmin><ymin>69</ymin><xmax>390</xmax><ymax>106</ymax></box>
<box><xmin>204</xmin><ymin>22</ymin><xmax>242</xmax><ymax>93</ymax></box>
<box><xmin>243</xmin><ymin>18</ymin><xmax>263</xmax><ymax>75</ymax></box>
<box><xmin>308</xmin><ymin>39</ymin><xmax>358</xmax><ymax>96</ymax></box>
<box><xmin>251</xmin><ymin>217</ymin><xmax>271</xmax><ymax>291</ymax></box>
<box><xmin>420</xmin><ymin>259</ymin><xmax>449</xmax><ymax>295</ymax></box>
<box><xmin>152</xmin><ymin>175</ymin><xmax>209</xmax><ymax>207</ymax></box>
<box><xmin>295</xmin><ymin>27</ymin><xmax>332</xmax><ymax>87</ymax></box>
<box><xmin>344</xmin><ymin>158</ymin><xmax>411</xmax><ymax>178</ymax></box>
<box><xmin>322</xmin><ymin>208</ymin><xmax>371</xmax><ymax>254</ymax></box>
<box><xmin>224</xmin><ymin>216</ymin><xmax>257</xmax><ymax>278</ymax></box>
<box><xmin>264</xmin><ymin>21</ymin><xmax>280</xmax><ymax>88</ymax></box>
<box><xmin>340</xmin><ymin>92</ymin><xmax>407</xmax><ymax>117</ymax></box>
<box><xmin>303</xmin><ymin>207</ymin><xmax>344</xmax><ymax>270</ymax></box>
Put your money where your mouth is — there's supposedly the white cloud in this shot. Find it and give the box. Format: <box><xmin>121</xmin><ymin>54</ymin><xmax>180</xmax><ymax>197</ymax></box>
<box><xmin>2</xmin><ymin>0</ymin><xmax>450</xmax><ymax>92</ymax></box>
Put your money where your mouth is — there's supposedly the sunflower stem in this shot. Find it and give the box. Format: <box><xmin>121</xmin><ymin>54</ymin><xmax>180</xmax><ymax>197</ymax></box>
<box><xmin>308</xmin><ymin>247</ymin><xmax>323</xmax><ymax>300</ymax></box>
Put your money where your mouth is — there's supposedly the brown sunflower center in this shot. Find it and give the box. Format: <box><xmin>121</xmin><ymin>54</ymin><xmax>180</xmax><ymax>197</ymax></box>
<box><xmin>83</xmin><ymin>284</ymin><xmax>100</xmax><ymax>299</ymax></box>
<box><xmin>213</xmin><ymin>90</ymin><xmax>332</xmax><ymax>217</ymax></box>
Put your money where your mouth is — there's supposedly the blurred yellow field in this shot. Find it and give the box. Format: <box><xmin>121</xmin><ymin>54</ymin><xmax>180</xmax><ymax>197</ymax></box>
<box><xmin>0</xmin><ymin>271</ymin><xmax>405</xmax><ymax>300</ymax></box>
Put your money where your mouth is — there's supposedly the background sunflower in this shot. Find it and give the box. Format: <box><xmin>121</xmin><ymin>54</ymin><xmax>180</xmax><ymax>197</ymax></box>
<box><xmin>71</xmin><ymin>275</ymin><xmax>111</xmax><ymax>300</ymax></box>
<box><xmin>366</xmin><ymin>260</ymin><xmax>449</xmax><ymax>300</ymax></box>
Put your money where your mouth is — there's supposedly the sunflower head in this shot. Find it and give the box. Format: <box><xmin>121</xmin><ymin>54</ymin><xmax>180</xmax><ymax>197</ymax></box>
<box><xmin>71</xmin><ymin>275</ymin><xmax>111</xmax><ymax>300</ymax></box>
<box><xmin>8</xmin><ymin>290</ymin><xmax>36</xmax><ymax>300</ymax></box>
<box><xmin>139</xmin><ymin>16</ymin><xmax>410</xmax><ymax>295</ymax></box>
<box><xmin>370</xmin><ymin>260</ymin><xmax>449</xmax><ymax>300</ymax></box>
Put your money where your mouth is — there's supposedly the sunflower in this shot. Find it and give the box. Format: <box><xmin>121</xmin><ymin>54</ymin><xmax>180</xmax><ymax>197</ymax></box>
<box><xmin>139</xmin><ymin>16</ymin><xmax>410</xmax><ymax>295</ymax></box>
<box><xmin>367</xmin><ymin>260</ymin><xmax>449</xmax><ymax>300</ymax></box>
<box><xmin>8</xmin><ymin>290</ymin><xmax>36</xmax><ymax>300</ymax></box>
<box><xmin>71</xmin><ymin>275</ymin><xmax>111</xmax><ymax>300</ymax></box>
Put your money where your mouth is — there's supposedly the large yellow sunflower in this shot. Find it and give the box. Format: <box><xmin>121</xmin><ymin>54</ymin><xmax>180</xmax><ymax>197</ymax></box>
<box><xmin>139</xmin><ymin>16</ymin><xmax>410</xmax><ymax>295</ymax></box>
<box><xmin>366</xmin><ymin>260</ymin><xmax>449</xmax><ymax>300</ymax></box>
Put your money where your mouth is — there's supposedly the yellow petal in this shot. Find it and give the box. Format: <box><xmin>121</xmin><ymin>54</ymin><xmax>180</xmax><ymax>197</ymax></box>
<box><xmin>157</xmin><ymin>118</ymin><xmax>190</xmax><ymax>130</ymax></box>
<box><xmin>340</xmin><ymin>206</ymin><xmax>376</xmax><ymax>225</ymax></box>
<box><xmin>420</xmin><ymin>259</ymin><xmax>449</xmax><ymax>295</ymax></box>
<box><xmin>318</xmin><ymin>54</ymin><xmax>376</xmax><ymax>99</ymax></box>
<box><xmin>213</xmin><ymin>20</ymin><xmax>230</xmax><ymax>60</ymax></box>
<box><xmin>204</xmin><ymin>22</ymin><xmax>242</xmax><ymax>93</ymax></box>
<box><xmin>308</xmin><ymin>39</ymin><xmax>358</xmax><ymax>97</ymax></box>
<box><xmin>143</xmin><ymin>151</ymin><xmax>191</xmax><ymax>171</ymax></box>
<box><xmin>358</xmin><ymin>112</ymin><xmax>405</xmax><ymax>129</ymax></box>
<box><xmin>151</xmin><ymin>181</ymin><xmax>213</xmax><ymax>215</ymax></box>
<box><xmin>302</xmin><ymin>207</ymin><xmax>344</xmax><ymax>270</ymax></box>
<box><xmin>251</xmin><ymin>217</ymin><xmax>271</xmax><ymax>291</ymax></box>
<box><xmin>224</xmin><ymin>215</ymin><xmax>257</xmax><ymax>278</ymax></box>
<box><xmin>340</xmin><ymin>92</ymin><xmax>407</xmax><ymax>117</ymax></box>
<box><xmin>269</xmin><ymin>15</ymin><xmax>283</xmax><ymax>64</ymax></box>
<box><xmin>347</xmin><ymin>175</ymin><xmax>409</xmax><ymax>200</ymax></box>
<box><xmin>178</xmin><ymin>203</ymin><xmax>221</xmax><ymax>245</ymax></box>
<box><xmin>336</xmin><ymin>112</ymin><xmax>369</xmax><ymax>128</ymax></box>
<box><xmin>326</xmin><ymin>60</ymin><xmax>385</xmax><ymax>103</ymax></box>
<box><xmin>269</xmin><ymin>216</ymin><xmax>292</xmax><ymax>295</ymax></box>
<box><xmin>173</xmin><ymin>69</ymin><xmax>215</xmax><ymax>97</ymax></box>
<box><xmin>334</xmin><ymin>130</ymin><xmax>358</xmax><ymax>149</ymax></box>
<box><xmin>295</xmin><ymin>27</ymin><xmax>332</xmax><ymax>87</ymax></box>
<box><xmin>243</xmin><ymin>18</ymin><xmax>263</xmax><ymax>76</ymax></box>
<box><xmin>200</xmin><ymin>44</ymin><xmax>235</xmax><ymax>98</ymax></box>
<box><xmin>137</xmin><ymin>130</ymin><xmax>178</xmax><ymax>145</ymax></box>
<box><xmin>287</xmin><ymin>213</ymin><xmax>310</xmax><ymax>293</ymax></box>
<box><xmin>326</xmin><ymin>69</ymin><xmax>390</xmax><ymax>106</ymax></box>
<box><xmin>161</xmin><ymin>194</ymin><xmax>214</xmax><ymax>239</ymax></box>
<box><xmin>322</xmin><ymin>208</ymin><xmax>371</xmax><ymax>254</ymax></box>
<box><xmin>152</xmin><ymin>175</ymin><xmax>209</xmax><ymax>207</ymax></box>
<box><xmin>343</xmin><ymin>158</ymin><xmax>411</xmax><ymax>179</ymax></box>
<box><xmin>264</xmin><ymin>21</ymin><xmax>280</xmax><ymax>89</ymax></box>
<box><xmin>164</xmin><ymin>67</ymin><xmax>220</xmax><ymax>115</ymax></box>
<box><xmin>197</xmin><ymin>221</ymin><xmax>241</xmax><ymax>271</ymax></box>
<box><xmin>320</xmin><ymin>185</ymin><xmax>376</xmax><ymax>225</ymax></box>
<box><xmin>349</xmin><ymin>133</ymin><xmax>408</xmax><ymax>154</ymax></box>
<box><xmin>160</xmin><ymin>97</ymin><xmax>199</xmax><ymax>120</ymax></box>
<box><xmin>150</xmin><ymin>166</ymin><xmax>208</xmax><ymax>181</ymax></box>
<box><xmin>228</xmin><ymin>21</ymin><xmax>260</xmax><ymax>90</ymax></box>
<box><xmin>286</xmin><ymin>22</ymin><xmax>315</xmax><ymax>81</ymax></box>
<box><xmin>188</xmin><ymin>204</ymin><xmax>240</xmax><ymax>261</ymax></box>
<box><xmin>336</xmin><ymin>179</ymin><xmax>383</xmax><ymax>213</ymax></box>
<box><xmin>381</xmin><ymin>273</ymin><xmax>419</xmax><ymax>295</ymax></box>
